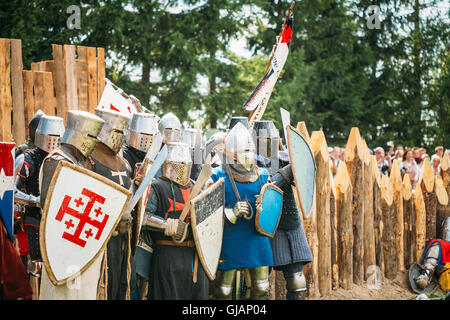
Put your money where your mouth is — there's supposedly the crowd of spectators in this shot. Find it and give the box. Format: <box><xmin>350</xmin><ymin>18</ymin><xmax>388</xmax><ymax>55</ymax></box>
<box><xmin>329</xmin><ymin>142</ymin><xmax>448</xmax><ymax>192</ymax></box>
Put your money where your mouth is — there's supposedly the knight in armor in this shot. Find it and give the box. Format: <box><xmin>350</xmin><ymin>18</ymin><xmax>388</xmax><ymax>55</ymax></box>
<box><xmin>15</xmin><ymin>109</ymin><xmax>44</xmax><ymax>158</ymax></box>
<box><xmin>181</xmin><ymin>128</ymin><xmax>205</xmax><ymax>180</ymax></box>
<box><xmin>209</xmin><ymin>122</ymin><xmax>273</xmax><ymax>300</ymax></box>
<box><xmin>15</xmin><ymin>115</ymin><xmax>65</xmax><ymax>292</ymax></box>
<box><xmin>38</xmin><ymin>110</ymin><xmax>105</xmax><ymax>299</ymax></box>
<box><xmin>414</xmin><ymin>217</ymin><xmax>450</xmax><ymax>298</ymax></box>
<box><xmin>121</xmin><ymin>112</ymin><xmax>159</xmax><ymax>300</ymax></box>
<box><xmin>253</xmin><ymin>120</ymin><xmax>312</xmax><ymax>300</ymax></box>
<box><xmin>90</xmin><ymin>108</ymin><xmax>136</xmax><ymax>300</ymax></box>
<box><xmin>142</xmin><ymin>142</ymin><xmax>210</xmax><ymax>299</ymax></box>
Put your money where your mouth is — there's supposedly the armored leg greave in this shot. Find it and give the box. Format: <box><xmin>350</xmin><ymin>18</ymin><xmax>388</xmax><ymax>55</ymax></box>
<box><xmin>216</xmin><ymin>270</ymin><xmax>236</xmax><ymax>300</ymax></box>
<box><xmin>249</xmin><ymin>266</ymin><xmax>269</xmax><ymax>300</ymax></box>
<box><xmin>284</xmin><ymin>271</ymin><xmax>307</xmax><ymax>300</ymax></box>
<box><xmin>416</xmin><ymin>242</ymin><xmax>441</xmax><ymax>289</ymax></box>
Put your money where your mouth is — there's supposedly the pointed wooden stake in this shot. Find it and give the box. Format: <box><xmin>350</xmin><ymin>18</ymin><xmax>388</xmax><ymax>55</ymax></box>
<box><xmin>380</xmin><ymin>175</ymin><xmax>397</xmax><ymax>280</ymax></box>
<box><xmin>414</xmin><ymin>184</ymin><xmax>427</xmax><ymax>262</ymax></box>
<box><xmin>371</xmin><ymin>155</ymin><xmax>384</xmax><ymax>278</ymax></box>
<box><xmin>389</xmin><ymin>159</ymin><xmax>405</xmax><ymax>272</ymax></box>
<box><xmin>402</xmin><ymin>174</ymin><xmax>414</xmax><ymax>269</ymax></box>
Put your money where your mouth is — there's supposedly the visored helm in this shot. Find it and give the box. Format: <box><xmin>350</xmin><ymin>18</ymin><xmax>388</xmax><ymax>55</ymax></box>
<box><xmin>62</xmin><ymin>110</ymin><xmax>105</xmax><ymax>157</ymax></box>
<box><xmin>34</xmin><ymin>115</ymin><xmax>65</xmax><ymax>153</ymax></box>
<box><xmin>158</xmin><ymin>112</ymin><xmax>182</xmax><ymax>144</ymax></box>
<box><xmin>228</xmin><ymin>116</ymin><xmax>250</xmax><ymax>130</ymax></box>
<box><xmin>94</xmin><ymin>108</ymin><xmax>130</xmax><ymax>154</ymax></box>
<box><xmin>253</xmin><ymin>120</ymin><xmax>280</xmax><ymax>159</ymax></box>
<box><xmin>224</xmin><ymin>122</ymin><xmax>256</xmax><ymax>173</ymax></box>
<box><xmin>181</xmin><ymin>128</ymin><xmax>205</xmax><ymax>165</ymax></box>
<box><xmin>161</xmin><ymin>142</ymin><xmax>193</xmax><ymax>187</ymax></box>
<box><xmin>126</xmin><ymin>112</ymin><xmax>159</xmax><ymax>153</ymax></box>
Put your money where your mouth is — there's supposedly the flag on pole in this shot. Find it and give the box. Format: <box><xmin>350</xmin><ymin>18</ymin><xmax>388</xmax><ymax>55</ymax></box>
<box><xmin>245</xmin><ymin>12</ymin><xmax>293</xmax><ymax>126</ymax></box>
<box><xmin>97</xmin><ymin>78</ymin><xmax>140</xmax><ymax>116</ymax></box>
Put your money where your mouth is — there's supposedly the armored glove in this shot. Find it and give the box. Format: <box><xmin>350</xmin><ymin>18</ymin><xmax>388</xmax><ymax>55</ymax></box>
<box><xmin>117</xmin><ymin>212</ymin><xmax>133</xmax><ymax>235</ymax></box>
<box><xmin>164</xmin><ymin>218</ymin><xmax>189</xmax><ymax>243</ymax></box>
<box><xmin>224</xmin><ymin>201</ymin><xmax>250</xmax><ymax>224</ymax></box>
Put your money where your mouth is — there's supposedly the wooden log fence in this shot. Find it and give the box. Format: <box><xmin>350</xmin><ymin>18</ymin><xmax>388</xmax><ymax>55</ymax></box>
<box><xmin>267</xmin><ymin>124</ymin><xmax>450</xmax><ymax>298</ymax></box>
<box><xmin>0</xmin><ymin>39</ymin><xmax>106</xmax><ymax>144</ymax></box>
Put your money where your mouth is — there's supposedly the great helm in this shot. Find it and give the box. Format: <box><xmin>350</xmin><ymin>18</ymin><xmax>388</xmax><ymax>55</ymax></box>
<box><xmin>34</xmin><ymin>115</ymin><xmax>65</xmax><ymax>153</ymax></box>
<box><xmin>161</xmin><ymin>142</ymin><xmax>193</xmax><ymax>187</ymax></box>
<box><xmin>126</xmin><ymin>112</ymin><xmax>159</xmax><ymax>153</ymax></box>
<box><xmin>29</xmin><ymin>109</ymin><xmax>45</xmax><ymax>144</ymax></box>
<box><xmin>228</xmin><ymin>116</ymin><xmax>250</xmax><ymax>130</ymax></box>
<box><xmin>253</xmin><ymin>120</ymin><xmax>280</xmax><ymax>159</ymax></box>
<box><xmin>158</xmin><ymin>112</ymin><xmax>182</xmax><ymax>144</ymax></box>
<box><xmin>224</xmin><ymin>122</ymin><xmax>256</xmax><ymax>172</ymax></box>
<box><xmin>94</xmin><ymin>108</ymin><xmax>130</xmax><ymax>154</ymax></box>
<box><xmin>62</xmin><ymin>110</ymin><xmax>105</xmax><ymax>157</ymax></box>
<box><xmin>181</xmin><ymin>128</ymin><xmax>205</xmax><ymax>165</ymax></box>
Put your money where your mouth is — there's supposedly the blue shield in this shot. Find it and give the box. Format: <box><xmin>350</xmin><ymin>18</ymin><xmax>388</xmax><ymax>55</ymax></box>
<box><xmin>0</xmin><ymin>142</ymin><xmax>15</xmax><ymax>241</ymax></box>
<box><xmin>255</xmin><ymin>184</ymin><xmax>283</xmax><ymax>238</ymax></box>
<box><xmin>287</xmin><ymin>126</ymin><xmax>316</xmax><ymax>218</ymax></box>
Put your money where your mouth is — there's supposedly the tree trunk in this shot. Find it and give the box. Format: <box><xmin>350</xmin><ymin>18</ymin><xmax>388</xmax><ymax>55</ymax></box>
<box><xmin>335</xmin><ymin>162</ymin><xmax>353</xmax><ymax>290</ymax></box>
<box><xmin>329</xmin><ymin>162</ymin><xmax>339</xmax><ymax>290</ymax></box>
<box><xmin>344</xmin><ymin>128</ymin><xmax>365</xmax><ymax>285</ymax></box>
<box><xmin>381</xmin><ymin>175</ymin><xmax>397</xmax><ymax>280</ymax></box>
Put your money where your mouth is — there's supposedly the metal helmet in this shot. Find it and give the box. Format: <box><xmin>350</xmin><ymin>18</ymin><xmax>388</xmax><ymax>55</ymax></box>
<box><xmin>181</xmin><ymin>128</ymin><xmax>205</xmax><ymax>165</ymax></box>
<box><xmin>34</xmin><ymin>115</ymin><xmax>65</xmax><ymax>153</ymax></box>
<box><xmin>253</xmin><ymin>120</ymin><xmax>280</xmax><ymax>159</ymax></box>
<box><xmin>94</xmin><ymin>108</ymin><xmax>130</xmax><ymax>154</ymax></box>
<box><xmin>126</xmin><ymin>112</ymin><xmax>159</xmax><ymax>152</ymax></box>
<box><xmin>161</xmin><ymin>142</ymin><xmax>192</xmax><ymax>186</ymax></box>
<box><xmin>29</xmin><ymin>109</ymin><xmax>45</xmax><ymax>143</ymax></box>
<box><xmin>224</xmin><ymin>122</ymin><xmax>256</xmax><ymax>172</ymax></box>
<box><xmin>158</xmin><ymin>112</ymin><xmax>182</xmax><ymax>144</ymax></box>
<box><xmin>229</xmin><ymin>116</ymin><xmax>250</xmax><ymax>130</ymax></box>
<box><xmin>62</xmin><ymin>110</ymin><xmax>105</xmax><ymax>157</ymax></box>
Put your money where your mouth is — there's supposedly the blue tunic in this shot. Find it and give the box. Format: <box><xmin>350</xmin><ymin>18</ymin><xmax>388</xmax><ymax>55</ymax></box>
<box><xmin>210</xmin><ymin>166</ymin><xmax>273</xmax><ymax>271</ymax></box>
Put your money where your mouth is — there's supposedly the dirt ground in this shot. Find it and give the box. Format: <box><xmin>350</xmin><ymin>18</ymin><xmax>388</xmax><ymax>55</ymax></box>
<box><xmin>269</xmin><ymin>270</ymin><xmax>447</xmax><ymax>300</ymax></box>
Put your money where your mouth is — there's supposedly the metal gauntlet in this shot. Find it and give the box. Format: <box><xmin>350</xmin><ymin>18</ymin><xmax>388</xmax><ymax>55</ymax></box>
<box><xmin>14</xmin><ymin>190</ymin><xmax>41</xmax><ymax>207</ymax></box>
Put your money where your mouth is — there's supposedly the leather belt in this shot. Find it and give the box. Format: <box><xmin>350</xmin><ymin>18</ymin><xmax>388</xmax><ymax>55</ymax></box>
<box><xmin>155</xmin><ymin>240</ymin><xmax>194</xmax><ymax>247</ymax></box>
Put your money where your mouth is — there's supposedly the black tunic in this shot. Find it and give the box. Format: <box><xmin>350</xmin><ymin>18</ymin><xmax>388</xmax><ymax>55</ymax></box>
<box><xmin>148</xmin><ymin>178</ymin><xmax>209</xmax><ymax>300</ymax></box>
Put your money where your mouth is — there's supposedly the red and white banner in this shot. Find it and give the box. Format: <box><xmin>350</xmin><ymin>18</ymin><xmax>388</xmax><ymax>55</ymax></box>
<box><xmin>0</xmin><ymin>142</ymin><xmax>15</xmax><ymax>241</ymax></box>
<box><xmin>40</xmin><ymin>161</ymin><xmax>131</xmax><ymax>285</ymax></box>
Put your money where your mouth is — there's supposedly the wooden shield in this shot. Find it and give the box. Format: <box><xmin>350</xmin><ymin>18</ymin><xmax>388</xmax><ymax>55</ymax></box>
<box><xmin>40</xmin><ymin>161</ymin><xmax>131</xmax><ymax>286</ymax></box>
<box><xmin>255</xmin><ymin>183</ymin><xmax>283</xmax><ymax>238</ymax></box>
<box><xmin>190</xmin><ymin>178</ymin><xmax>225</xmax><ymax>281</ymax></box>
<box><xmin>286</xmin><ymin>125</ymin><xmax>316</xmax><ymax>218</ymax></box>
<box><xmin>0</xmin><ymin>142</ymin><xmax>15</xmax><ymax>241</ymax></box>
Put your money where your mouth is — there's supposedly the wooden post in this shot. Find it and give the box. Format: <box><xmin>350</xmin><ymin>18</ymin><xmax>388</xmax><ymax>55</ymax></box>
<box><xmin>438</xmin><ymin>153</ymin><xmax>450</xmax><ymax>238</ymax></box>
<box><xmin>52</xmin><ymin>44</ymin><xmax>67</xmax><ymax>119</ymax></box>
<box><xmin>76</xmin><ymin>46</ymin><xmax>89</xmax><ymax>112</ymax></box>
<box><xmin>298</xmin><ymin>126</ymin><xmax>319</xmax><ymax>298</ymax></box>
<box><xmin>97</xmin><ymin>47</ymin><xmax>106</xmax><ymax>101</ymax></box>
<box><xmin>335</xmin><ymin>161</ymin><xmax>353</xmax><ymax>290</ymax></box>
<box><xmin>435</xmin><ymin>175</ymin><xmax>449</xmax><ymax>238</ymax></box>
<box><xmin>22</xmin><ymin>70</ymin><xmax>35</xmax><ymax>135</ymax></box>
<box><xmin>329</xmin><ymin>162</ymin><xmax>339</xmax><ymax>290</ymax></box>
<box><xmin>389</xmin><ymin>159</ymin><xmax>405</xmax><ymax>272</ymax></box>
<box><xmin>362</xmin><ymin>140</ymin><xmax>376</xmax><ymax>280</ymax></box>
<box><xmin>414</xmin><ymin>184</ymin><xmax>427</xmax><ymax>262</ymax></box>
<box><xmin>344</xmin><ymin>127</ymin><xmax>365</xmax><ymax>285</ymax></box>
<box><xmin>419</xmin><ymin>159</ymin><xmax>437</xmax><ymax>243</ymax></box>
<box><xmin>64</xmin><ymin>45</ymin><xmax>78</xmax><ymax>110</ymax></box>
<box><xmin>87</xmin><ymin>46</ymin><xmax>98</xmax><ymax>113</ymax></box>
<box><xmin>311</xmin><ymin>131</ymin><xmax>331</xmax><ymax>296</ymax></box>
<box><xmin>402</xmin><ymin>174</ymin><xmax>414</xmax><ymax>269</ymax></box>
<box><xmin>33</xmin><ymin>71</ymin><xmax>55</xmax><ymax>116</ymax></box>
<box><xmin>0</xmin><ymin>39</ymin><xmax>12</xmax><ymax>142</ymax></box>
<box><xmin>380</xmin><ymin>175</ymin><xmax>397</xmax><ymax>280</ymax></box>
<box><xmin>10</xmin><ymin>39</ymin><xmax>26</xmax><ymax>145</ymax></box>
<box><xmin>372</xmin><ymin>155</ymin><xmax>385</xmax><ymax>277</ymax></box>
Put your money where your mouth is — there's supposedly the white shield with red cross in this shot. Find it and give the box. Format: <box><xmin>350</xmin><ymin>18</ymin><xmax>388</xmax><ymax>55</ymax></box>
<box><xmin>40</xmin><ymin>161</ymin><xmax>131</xmax><ymax>286</ymax></box>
